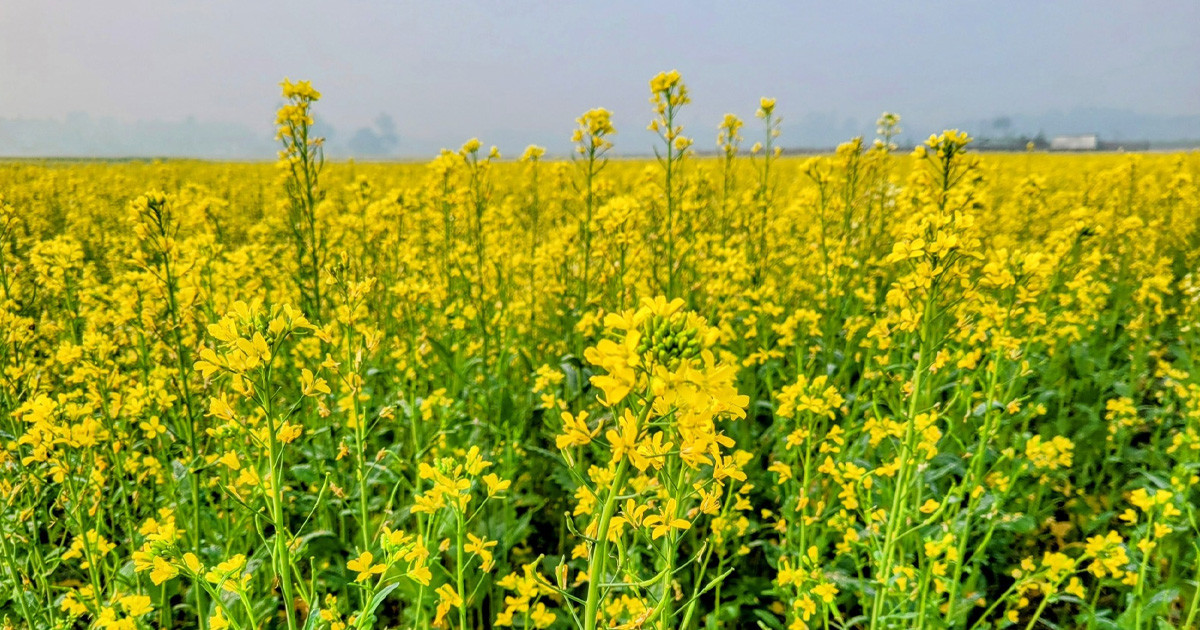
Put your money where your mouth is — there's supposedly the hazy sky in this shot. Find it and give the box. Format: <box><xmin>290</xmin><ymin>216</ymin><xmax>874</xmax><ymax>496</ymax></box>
<box><xmin>2</xmin><ymin>1</ymin><xmax>1198</xmax><ymax>155</ymax></box>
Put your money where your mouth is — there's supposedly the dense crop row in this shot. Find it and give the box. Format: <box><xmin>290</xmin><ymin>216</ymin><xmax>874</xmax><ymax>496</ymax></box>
<box><xmin>2</xmin><ymin>75</ymin><xmax>1199</xmax><ymax>629</ymax></box>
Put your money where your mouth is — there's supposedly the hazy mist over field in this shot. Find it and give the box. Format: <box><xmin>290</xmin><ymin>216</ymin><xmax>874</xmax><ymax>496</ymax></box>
<box><xmin>2</xmin><ymin>1</ymin><xmax>1197</xmax><ymax>158</ymax></box>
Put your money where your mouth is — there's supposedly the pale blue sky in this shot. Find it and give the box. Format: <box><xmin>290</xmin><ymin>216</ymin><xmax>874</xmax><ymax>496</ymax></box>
<box><xmin>1</xmin><ymin>1</ymin><xmax>1197</xmax><ymax>156</ymax></box>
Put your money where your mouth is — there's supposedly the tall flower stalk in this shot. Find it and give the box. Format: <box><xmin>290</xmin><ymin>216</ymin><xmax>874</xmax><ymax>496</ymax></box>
<box><xmin>649</xmin><ymin>70</ymin><xmax>692</xmax><ymax>298</ymax></box>
<box><xmin>277</xmin><ymin>79</ymin><xmax>326</xmax><ymax>321</ymax></box>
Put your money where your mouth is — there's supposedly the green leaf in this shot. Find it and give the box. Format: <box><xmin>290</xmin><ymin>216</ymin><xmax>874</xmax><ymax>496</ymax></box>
<box><xmin>1000</xmin><ymin>514</ymin><xmax>1036</xmax><ymax>534</ymax></box>
<box><xmin>356</xmin><ymin>582</ymin><xmax>400</xmax><ymax>629</ymax></box>
<box><xmin>1144</xmin><ymin>586</ymin><xmax>1180</xmax><ymax>614</ymax></box>
<box><xmin>302</xmin><ymin>597</ymin><xmax>322</xmax><ymax>630</ymax></box>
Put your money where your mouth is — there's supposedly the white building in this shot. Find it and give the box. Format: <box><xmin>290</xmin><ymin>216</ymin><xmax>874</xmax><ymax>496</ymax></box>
<box><xmin>1050</xmin><ymin>134</ymin><xmax>1099</xmax><ymax>151</ymax></box>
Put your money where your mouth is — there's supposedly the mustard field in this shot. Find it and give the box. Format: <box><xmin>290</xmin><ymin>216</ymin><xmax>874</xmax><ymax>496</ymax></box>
<box><xmin>2</xmin><ymin>76</ymin><xmax>1199</xmax><ymax>630</ymax></box>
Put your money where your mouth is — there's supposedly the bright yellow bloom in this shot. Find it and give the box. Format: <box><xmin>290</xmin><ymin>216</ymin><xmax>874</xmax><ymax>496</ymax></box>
<box><xmin>347</xmin><ymin>552</ymin><xmax>385</xmax><ymax>582</ymax></box>
<box><xmin>644</xmin><ymin>499</ymin><xmax>690</xmax><ymax>540</ymax></box>
<box><xmin>465</xmin><ymin>533</ymin><xmax>498</xmax><ymax>572</ymax></box>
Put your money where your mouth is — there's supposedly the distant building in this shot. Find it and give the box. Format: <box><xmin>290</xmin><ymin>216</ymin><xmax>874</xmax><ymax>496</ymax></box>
<box><xmin>1050</xmin><ymin>134</ymin><xmax>1099</xmax><ymax>151</ymax></box>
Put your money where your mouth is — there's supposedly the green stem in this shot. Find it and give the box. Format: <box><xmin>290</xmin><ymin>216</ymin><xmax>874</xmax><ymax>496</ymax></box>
<box><xmin>583</xmin><ymin>456</ymin><xmax>631</xmax><ymax>630</ymax></box>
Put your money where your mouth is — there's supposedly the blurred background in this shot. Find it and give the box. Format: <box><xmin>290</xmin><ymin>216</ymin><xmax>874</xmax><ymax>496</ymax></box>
<box><xmin>1</xmin><ymin>0</ymin><xmax>1197</xmax><ymax>158</ymax></box>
